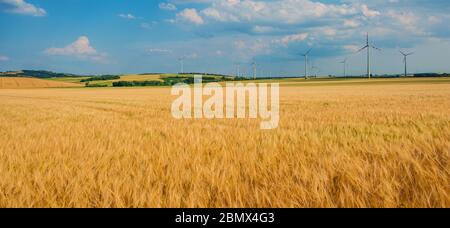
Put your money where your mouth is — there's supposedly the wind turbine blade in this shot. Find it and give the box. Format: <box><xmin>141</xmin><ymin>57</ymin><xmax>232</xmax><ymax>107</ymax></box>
<box><xmin>356</xmin><ymin>45</ymin><xmax>368</xmax><ymax>53</ymax></box>
<box><xmin>305</xmin><ymin>48</ymin><xmax>312</xmax><ymax>55</ymax></box>
<box><xmin>371</xmin><ymin>45</ymin><xmax>381</xmax><ymax>51</ymax></box>
<box><xmin>407</xmin><ymin>52</ymin><xmax>414</xmax><ymax>56</ymax></box>
<box><xmin>399</xmin><ymin>50</ymin><xmax>406</xmax><ymax>56</ymax></box>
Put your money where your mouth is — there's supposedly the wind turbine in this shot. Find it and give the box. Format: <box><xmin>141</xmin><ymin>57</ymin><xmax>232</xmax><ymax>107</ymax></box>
<box><xmin>312</xmin><ymin>65</ymin><xmax>320</xmax><ymax>78</ymax></box>
<box><xmin>233</xmin><ymin>62</ymin><xmax>241</xmax><ymax>78</ymax></box>
<box><xmin>252</xmin><ymin>60</ymin><xmax>257</xmax><ymax>80</ymax></box>
<box><xmin>177</xmin><ymin>57</ymin><xmax>186</xmax><ymax>74</ymax></box>
<box><xmin>302</xmin><ymin>48</ymin><xmax>312</xmax><ymax>80</ymax></box>
<box><xmin>356</xmin><ymin>33</ymin><xmax>380</xmax><ymax>79</ymax></box>
<box><xmin>311</xmin><ymin>60</ymin><xmax>319</xmax><ymax>78</ymax></box>
<box><xmin>339</xmin><ymin>58</ymin><xmax>348</xmax><ymax>77</ymax></box>
<box><xmin>399</xmin><ymin>51</ymin><xmax>414</xmax><ymax>77</ymax></box>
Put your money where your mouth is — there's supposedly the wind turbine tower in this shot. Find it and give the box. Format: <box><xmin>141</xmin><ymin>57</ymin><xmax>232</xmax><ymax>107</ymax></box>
<box><xmin>178</xmin><ymin>57</ymin><xmax>185</xmax><ymax>74</ymax></box>
<box><xmin>234</xmin><ymin>62</ymin><xmax>241</xmax><ymax>78</ymax></box>
<box><xmin>302</xmin><ymin>48</ymin><xmax>312</xmax><ymax>80</ymax></box>
<box><xmin>399</xmin><ymin>51</ymin><xmax>414</xmax><ymax>77</ymax></box>
<box><xmin>311</xmin><ymin>60</ymin><xmax>319</xmax><ymax>78</ymax></box>
<box><xmin>340</xmin><ymin>58</ymin><xmax>348</xmax><ymax>77</ymax></box>
<box><xmin>252</xmin><ymin>61</ymin><xmax>257</xmax><ymax>80</ymax></box>
<box><xmin>357</xmin><ymin>33</ymin><xmax>380</xmax><ymax>79</ymax></box>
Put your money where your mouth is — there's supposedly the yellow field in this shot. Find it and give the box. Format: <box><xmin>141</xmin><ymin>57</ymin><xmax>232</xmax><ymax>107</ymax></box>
<box><xmin>120</xmin><ymin>74</ymin><xmax>163</xmax><ymax>81</ymax></box>
<box><xmin>101</xmin><ymin>74</ymin><xmax>163</xmax><ymax>84</ymax></box>
<box><xmin>0</xmin><ymin>77</ymin><xmax>82</xmax><ymax>89</ymax></box>
<box><xmin>47</xmin><ymin>74</ymin><xmax>162</xmax><ymax>86</ymax></box>
<box><xmin>0</xmin><ymin>79</ymin><xmax>448</xmax><ymax>208</ymax></box>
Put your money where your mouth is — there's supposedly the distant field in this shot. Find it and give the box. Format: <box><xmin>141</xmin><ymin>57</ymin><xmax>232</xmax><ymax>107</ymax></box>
<box><xmin>0</xmin><ymin>78</ymin><xmax>448</xmax><ymax>208</ymax></box>
<box><xmin>248</xmin><ymin>77</ymin><xmax>450</xmax><ymax>86</ymax></box>
<box><xmin>0</xmin><ymin>77</ymin><xmax>83</xmax><ymax>89</ymax></box>
<box><xmin>47</xmin><ymin>74</ymin><xmax>162</xmax><ymax>86</ymax></box>
<box><xmin>47</xmin><ymin>77</ymin><xmax>90</xmax><ymax>84</ymax></box>
<box><xmin>51</xmin><ymin>74</ymin><xmax>233</xmax><ymax>87</ymax></box>
<box><xmin>90</xmin><ymin>74</ymin><xmax>230</xmax><ymax>87</ymax></box>
<box><xmin>85</xmin><ymin>74</ymin><xmax>163</xmax><ymax>86</ymax></box>
<box><xmin>48</xmin><ymin>75</ymin><xmax>450</xmax><ymax>88</ymax></box>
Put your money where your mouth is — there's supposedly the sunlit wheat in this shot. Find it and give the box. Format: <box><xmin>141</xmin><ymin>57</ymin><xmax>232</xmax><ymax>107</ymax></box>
<box><xmin>0</xmin><ymin>80</ymin><xmax>448</xmax><ymax>208</ymax></box>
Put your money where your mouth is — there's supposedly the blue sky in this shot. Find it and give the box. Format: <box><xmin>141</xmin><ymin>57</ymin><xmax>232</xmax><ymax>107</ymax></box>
<box><xmin>0</xmin><ymin>0</ymin><xmax>449</xmax><ymax>76</ymax></box>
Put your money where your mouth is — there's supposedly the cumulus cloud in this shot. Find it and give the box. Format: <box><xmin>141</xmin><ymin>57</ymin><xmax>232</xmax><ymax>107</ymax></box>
<box><xmin>177</xmin><ymin>8</ymin><xmax>204</xmax><ymax>25</ymax></box>
<box><xmin>167</xmin><ymin>0</ymin><xmax>386</xmax><ymax>51</ymax></box>
<box><xmin>0</xmin><ymin>0</ymin><xmax>46</xmax><ymax>16</ymax></box>
<box><xmin>198</xmin><ymin>0</ymin><xmax>378</xmax><ymax>24</ymax></box>
<box><xmin>232</xmin><ymin>38</ymin><xmax>272</xmax><ymax>59</ymax></box>
<box><xmin>164</xmin><ymin>0</ymin><xmax>450</xmax><ymax>61</ymax></box>
<box><xmin>252</xmin><ymin>25</ymin><xmax>276</xmax><ymax>34</ymax></box>
<box><xmin>159</xmin><ymin>2</ymin><xmax>177</xmax><ymax>11</ymax></box>
<box><xmin>0</xmin><ymin>55</ymin><xmax>9</xmax><ymax>61</ymax></box>
<box><xmin>361</xmin><ymin>4</ymin><xmax>380</xmax><ymax>18</ymax></box>
<box><xmin>118</xmin><ymin>13</ymin><xmax>136</xmax><ymax>19</ymax></box>
<box><xmin>45</xmin><ymin>36</ymin><xmax>107</xmax><ymax>62</ymax></box>
<box><xmin>343</xmin><ymin>19</ymin><xmax>360</xmax><ymax>28</ymax></box>
<box><xmin>146</xmin><ymin>48</ymin><xmax>173</xmax><ymax>54</ymax></box>
<box><xmin>277</xmin><ymin>33</ymin><xmax>309</xmax><ymax>45</ymax></box>
<box><xmin>343</xmin><ymin>44</ymin><xmax>360</xmax><ymax>53</ymax></box>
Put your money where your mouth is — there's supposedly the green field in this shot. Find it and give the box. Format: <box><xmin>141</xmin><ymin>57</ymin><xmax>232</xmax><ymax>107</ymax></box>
<box><xmin>47</xmin><ymin>77</ymin><xmax>90</xmax><ymax>84</ymax></box>
<box><xmin>73</xmin><ymin>74</ymin><xmax>232</xmax><ymax>87</ymax></box>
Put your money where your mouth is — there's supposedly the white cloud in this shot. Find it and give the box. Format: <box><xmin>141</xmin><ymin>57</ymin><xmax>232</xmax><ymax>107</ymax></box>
<box><xmin>252</xmin><ymin>25</ymin><xmax>276</xmax><ymax>34</ymax></box>
<box><xmin>186</xmin><ymin>53</ymin><xmax>199</xmax><ymax>59</ymax></box>
<box><xmin>141</xmin><ymin>21</ymin><xmax>157</xmax><ymax>29</ymax></box>
<box><xmin>159</xmin><ymin>2</ymin><xmax>177</xmax><ymax>11</ymax></box>
<box><xmin>198</xmin><ymin>0</ymin><xmax>377</xmax><ymax>24</ymax></box>
<box><xmin>45</xmin><ymin>36</ymin><xmax>107</xmax><ymax>62</ymax></box>
<box><xmin>320</xmin><ymin>27</ymin><xmax>337</xmax><ymax>37</ymax></box>
<box><xmin>146</xmin><ymin>48</ymin><xmax>173</xmax><ymax>54</ymax></box>
<box><xmin>361</xmin><ymin>4</ymin><xmax>380</xmax><ymax>18</ymax></box>
<box><xmin>232</xmin><ymin>39</ymin><xmax>272</xmax><ymax>59</ymax></box>
<box><xmin>343</xmin><ymin>19</ymin><xmax>360</xmax><ymax>28</ymax></box>
<box><xmin>388</xmin><ymin>11</ymin><xmax>418</xmax><ymax>27</ymax></box>
<box><xmin>278</xmin><ymin>33</ymin><xmax>309</xmax><ymax>45</ymax></box>
<box><xmin>233</xmin><ymin>40</ymin><xmax>246</xmax><ymax>49</ymax></box>
<box><xmin>118</xmin><ymin>13</ymin><xmax>136</xmax><ymax>20</ymax></box>
<box><xmin>427</xmin><ymin>16</ymin><xmax>441</xmax><ymax>24</ymax></box>
<box><xmin>177</xmin><ymin>8</ymin><xmax>204</xmax><ymax>25</ymax></box>
<box><xmin>0</xmin><ymin>0</ymin><xmax>46</xmax><ymax>16</ymax></box>
<box><xmin>0</xmin><ymin>55</ymin><xmax>9</xmax><ymax>61</ymax></box>
<box><xmin>343</xmin><ymin>44</ymin><xmax>360</xmax><ymax>53</ymax></box>
<box><xmin>385</xmin><ymin>10</ymin><xmax>427</xmax><ymax>35</ymax></box>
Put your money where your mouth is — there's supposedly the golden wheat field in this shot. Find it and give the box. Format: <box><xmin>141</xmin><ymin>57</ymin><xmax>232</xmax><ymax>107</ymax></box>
<box><xmin>0</xmin><ymin>77</ymin><xmax>82</xmax><ymax>89</ymax></box>
<box><xmin>0</xmin><ymin>79</ymin><xmax>449</xmax><ymax>208</ymax></box>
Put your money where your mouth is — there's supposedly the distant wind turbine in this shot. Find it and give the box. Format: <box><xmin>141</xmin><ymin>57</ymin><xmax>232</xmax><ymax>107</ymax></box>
<box><xmin>302</xmin><ymin>48</ymin><xmax>312</xmax><ymax>80</ymax></box>
<box><xmin>399</xmin><ymin>51</ymin><xmax>414</xmax><ymax>77</ymax></box>
<box><xmin>356</xmin><ymin>33</ymin><xmax>380</xmax><ymax>79</ymax></box>
<box><xmin>311</xmin><ymin>60</ymin><xmax>319</xmax><ymax>78</ymax></box>
<box><xmin>339</xmin><ymin>58</ymin><xmax>348</xmax><ymax>77</ymax></box>
<box><xmin>177</xmin><ymin>57</ymin><xmax>186</xmax><ymax>74</ymax></box>
<box><xmin>233</xmin><ymin>62</ymin><xmax>241</xmax><ymax>78</ymax></box>
<box><xmin>252</xmin><ymin>60</ymin><xmax>257</xmax><ymax>80</ymax></box>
